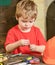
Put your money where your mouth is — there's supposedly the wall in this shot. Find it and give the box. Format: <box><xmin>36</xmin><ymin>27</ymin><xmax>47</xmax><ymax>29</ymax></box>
<box><xmin>45</xmin><ymin>0</ymin><xmax>54</xmax><ymax>10</ymax></box>
<box><xmin>33</xmin><ymin>0</ymin><xmax>54</xmax><ymax>39</ymax></box>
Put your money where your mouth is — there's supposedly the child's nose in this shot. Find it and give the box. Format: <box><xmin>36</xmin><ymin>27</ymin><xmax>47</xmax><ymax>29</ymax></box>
<box><xmin>25</xmin><ymin>23</ymin><xmax>29</xmax><ymax>26</ymax></box>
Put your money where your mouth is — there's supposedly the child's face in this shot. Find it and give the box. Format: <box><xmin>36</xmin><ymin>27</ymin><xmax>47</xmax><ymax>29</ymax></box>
<box><xmin>17</xmin><ymin>16</ymin><xmax>35</xmax><ymax>31</ymax></box>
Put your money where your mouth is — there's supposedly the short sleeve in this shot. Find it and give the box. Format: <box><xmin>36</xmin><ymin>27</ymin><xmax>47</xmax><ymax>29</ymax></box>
<box><xmin>4</xmin><ymin>30</ymin><xmax>16</xmax><ymax>47</ymax></box>
<box><xmin>36</xmin><ymin>28</ymin><xmax>46</xmax><ymax>45</ymax></box>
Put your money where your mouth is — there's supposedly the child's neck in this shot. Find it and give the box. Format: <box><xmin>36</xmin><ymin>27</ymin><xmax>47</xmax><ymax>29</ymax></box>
<box><xmin>21</xmin><ymin>29</ymin><xmax>31</xmax><ymax>32</ymax></box>
<box><xmin>18</xmin><ymin>25</ymin><xmax>31</xmax><ymax>33</ymax></box>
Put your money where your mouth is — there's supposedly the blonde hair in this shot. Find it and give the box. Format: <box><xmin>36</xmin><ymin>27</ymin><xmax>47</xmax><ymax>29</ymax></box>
<box><xmin>15</xmin><ymin>0</ymin><xmax>37</xmax><ymax>19</ymax></box>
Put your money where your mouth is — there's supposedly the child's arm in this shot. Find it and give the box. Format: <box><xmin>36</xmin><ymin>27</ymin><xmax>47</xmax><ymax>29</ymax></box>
<box><xmin>30</xmin><ymin>44</ymin><xmax>45</xmax><ymax>53</ymax></box>
<box><xmin>5</xmin><ymin>39</ymin><xmax>30</xmax><ymax>53</ymax></box>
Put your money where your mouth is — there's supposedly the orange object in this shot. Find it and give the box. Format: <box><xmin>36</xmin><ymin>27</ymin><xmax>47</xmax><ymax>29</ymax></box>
<box><xmin>43</xmin><ymin>36</ymin><xmax>55</xmax><ymax>64</ymax></box>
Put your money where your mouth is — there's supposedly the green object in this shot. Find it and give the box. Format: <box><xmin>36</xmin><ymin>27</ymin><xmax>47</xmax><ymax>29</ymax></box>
<box><xmin>26</xmin><ymin>56</ymin><xmax>32</xmax><ymax>60</ymax></box>
<box><xmin>0</xmin><ymin>54</ymin><xmax>3</xmax><ymax>58</ymax></box>
<box><xmin>0</xmin><ymin>0</ymin><xmax>11</xmax><ymax>6</ymax></box>
<box><xmin>0</xmin><ymin>54</ymin><xmax>4</xmax><ymax>65</ymax></box>
<box><xmin>0</xmin><ymin>62</ymin><xmax>4</xmax><ymax>65</ymax></box>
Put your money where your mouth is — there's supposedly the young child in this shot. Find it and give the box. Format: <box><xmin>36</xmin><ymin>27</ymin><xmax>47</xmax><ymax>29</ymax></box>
<box><xmin>43</xmin><ymin>36</ymin><xmax>55</xmax><ymax>64</ymax></box>
<box><xmin>4</xmin><ymin>0</ymin><xmax>46</xmax><ymax>57</ymax></box>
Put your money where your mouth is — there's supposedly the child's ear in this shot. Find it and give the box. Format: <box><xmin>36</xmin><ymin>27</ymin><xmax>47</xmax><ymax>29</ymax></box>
<box><xmin>15</xmin><ymin>13</ymin><xmax>18</xmax><ymax>21</ymax></box>
<box><xmin>15</xmin><ymin>15</ymin><xmax>19</xmax><ymax>21</ymax></box>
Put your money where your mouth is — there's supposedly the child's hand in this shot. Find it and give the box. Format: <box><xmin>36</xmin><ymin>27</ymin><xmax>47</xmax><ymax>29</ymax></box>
<box><xmin>30</xmin><ymin>44</ymin><xmax>37</xmax><ymax>51</ymax></box>
<box><xmin>19</xmin><ymin>39</ymin><xmax>30</xmax><ymax>46</ymax></box>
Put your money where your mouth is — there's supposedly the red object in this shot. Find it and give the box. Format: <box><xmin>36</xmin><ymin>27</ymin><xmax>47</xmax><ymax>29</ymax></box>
<box><xmin>29</xmin><ymin>57</ymin><xmax>40</xmax><ymax>64</ymax></box>
<box><xmin>4</xmin><ymin>25</ymin><xmax>46</xmax><ymax>56</ymax></box>
<box><xmin>43</xmin><ymin>36</ymin><xmax>55</xmax><ymax>64</ymax></box>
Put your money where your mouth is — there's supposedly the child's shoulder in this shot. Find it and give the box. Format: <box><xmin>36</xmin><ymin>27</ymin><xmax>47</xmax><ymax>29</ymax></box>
<box><xmin>50</xmin><ymin>36</ymin><xmax>55</xmax><ymax>41</ymax></box>
<box><xmin>32</xmin><ymin>26</ymin><xmax>40</xmax><ymax>31</ymax></box>
<box><xmin>47</xmin><ymin>36</ymin><xmax>55</xmax><ymax>44</ymax></box>
<box><xmin>8</xmin><ymin>25</ymin><xmax>18</xmax><ymax>32</ymax></box>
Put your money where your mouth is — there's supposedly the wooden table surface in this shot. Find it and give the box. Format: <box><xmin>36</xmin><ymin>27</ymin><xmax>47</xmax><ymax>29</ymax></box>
<box><xmin>3</xmin><ymin>54</ymin><xmax>46</xmax><ymax>65</ymax></box>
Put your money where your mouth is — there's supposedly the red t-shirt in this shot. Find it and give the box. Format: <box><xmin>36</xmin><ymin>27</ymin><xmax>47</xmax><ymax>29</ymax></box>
<box><xmin>4</xmin><ymin>25</ymin><xmax>46</xmax><ymax>56</ymax></box>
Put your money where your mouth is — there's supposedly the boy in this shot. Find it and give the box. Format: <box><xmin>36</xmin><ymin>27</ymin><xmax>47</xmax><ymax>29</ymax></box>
<box><xmin>43</xmin><ymin>36</ymin><xmax>55</xmax><ymax>64</ymax></box>
<box><xmin>4</xmin><ymin>0</ymin><xmax>46</xmax><ymax>57</ymax></box>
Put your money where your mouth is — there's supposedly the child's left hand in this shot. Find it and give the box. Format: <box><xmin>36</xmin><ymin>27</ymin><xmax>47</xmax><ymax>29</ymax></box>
<box><xmin>30</xmin><ymin>44</ymin><xmax>37</xmax><ymax>51</ymax></box>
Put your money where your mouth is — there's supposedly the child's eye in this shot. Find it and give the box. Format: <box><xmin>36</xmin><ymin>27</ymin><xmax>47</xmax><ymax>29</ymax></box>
<box><xmin>29</xmin><ymin>21</ymin><xmax>33</xmax><ymax>23</ymax></box>
<box><xmin>22</xmin><ymin>21</ymin><xmax>27</xmax><ymax>23</ymax></box>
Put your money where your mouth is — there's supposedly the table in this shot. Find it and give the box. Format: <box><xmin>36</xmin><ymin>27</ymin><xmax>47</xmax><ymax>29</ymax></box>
<box><xmin>3</xmin><ymin>54</ymin><xmax>46</xmax><ymax>65</ymax></box>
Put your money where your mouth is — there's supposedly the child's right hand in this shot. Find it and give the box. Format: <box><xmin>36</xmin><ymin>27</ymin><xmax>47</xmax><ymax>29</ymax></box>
<box><xmin>18</xmin><ymin>39</ymin><xmax>30</xmax><ymax>46</ymax></box>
